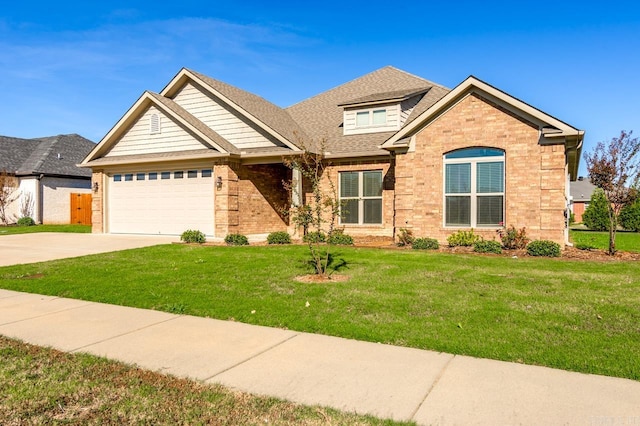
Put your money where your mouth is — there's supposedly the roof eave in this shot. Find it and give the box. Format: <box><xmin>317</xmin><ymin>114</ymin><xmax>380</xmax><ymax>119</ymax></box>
<box><xmin>382</xmin><ymin>76</ymin><xmax>584</xmax><ymax>149</ymax></box>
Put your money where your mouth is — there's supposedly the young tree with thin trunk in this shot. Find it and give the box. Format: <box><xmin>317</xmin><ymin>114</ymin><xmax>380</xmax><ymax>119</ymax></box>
<box><xmin>584</xmin><ymin>130</ymin><xmax>640</xmax><ymax>255</ymax></box>
<box><xmin>283</xmin><ymin>141</ymin><xmax>341</xmax><ymax>276</ymax></box>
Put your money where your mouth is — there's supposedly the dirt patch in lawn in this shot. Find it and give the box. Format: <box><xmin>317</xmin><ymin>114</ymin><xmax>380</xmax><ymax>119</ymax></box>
<box><xmin>294</xmin><ymin>274</ymin><xmax>350</xmax><ymax>283</ymax></box>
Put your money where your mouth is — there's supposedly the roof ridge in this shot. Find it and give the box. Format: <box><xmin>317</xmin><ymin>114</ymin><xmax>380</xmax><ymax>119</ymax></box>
<box><xmin>285</xmin><ymin>66</ymin><xmax>447</xmax><ymax>109</ymax></box>
<box><xmin>17</xmin><ymin>137</ymin><xmax>56</xmax><ymax>174</ymax></box>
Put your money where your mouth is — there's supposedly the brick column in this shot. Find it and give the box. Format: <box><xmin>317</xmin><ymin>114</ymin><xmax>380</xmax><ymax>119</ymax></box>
<box><xmin>91</xmin><ymin>171</ymin><xmax>104</xmax><ymax>233</ymax></box>
<box><xmin>214</xmin><ymin>162</ymin><xmax>239</xmax><ymax>238</ymax></box>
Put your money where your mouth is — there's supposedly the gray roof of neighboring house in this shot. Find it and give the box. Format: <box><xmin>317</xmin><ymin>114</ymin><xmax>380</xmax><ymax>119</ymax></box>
<box><xmin>570</xmin><ymin>178</ymin><xmax>598</xmax><ymax>202</ymax></box>
<box><xmin>285</xmin><ymin>66</ymin><xmax>451</xmax><ymax>156</ymax></box>
<box><xmin>0</xmin><ymin>134</ymin><xmax>95</xmax><ymax>178</ymax></box>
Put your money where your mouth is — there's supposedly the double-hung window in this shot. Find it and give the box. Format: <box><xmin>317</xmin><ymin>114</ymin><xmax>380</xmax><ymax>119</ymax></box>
<box><xmin>340</xmin><ymin>170</ymin><xmax>383</xmax><ymax>224</ymax></box>
<box><xmin>444</xmin><ymin>148</ymin><xmax>505</xmax><ymax>227</ymax></box>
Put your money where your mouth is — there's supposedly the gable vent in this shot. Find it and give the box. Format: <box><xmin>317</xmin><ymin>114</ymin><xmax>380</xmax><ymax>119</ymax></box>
<box><xmin>150</xmin><ymin>113</ymin><xmax>161</xmax><ymax>134</ymax></box>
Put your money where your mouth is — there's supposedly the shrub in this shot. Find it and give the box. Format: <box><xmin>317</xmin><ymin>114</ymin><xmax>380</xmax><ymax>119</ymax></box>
<box><xmin>569</xmin><ymin>212</ymin><xmax>576</xmax><ymax>225</ymax></box>
<box><xmin>303</xmin><ymin>231</ymin><xmax>326</xmax><ymax>243</ymax></box>
<box><xmin>620</xmin><ymin>200</ymin><xmax>640</xmax><ymax>232</ymax></box>
<box><xmin>224</xmin><ymin>233</ymin><xmax>249</xmax><ymax>246</ymax></box>
<box><xmin>397</xmin><ymin>228</ymin><xmax>414</xmax><ymax>246</ymax></box>
<box><xmin>267</xmin><ymin>231</ymin><xmax>291</xmax><ymax>244</ymax></box>
<box><xmin>412</xmin><ymin>237</ymin><xmax>439</xmax><ymax>250</ymax></box>
<box><xmin>582</xmin><ymin>189</ymin><xmax>611</xmax><ymax>231</ymax></box>
<box><xmin>180</xmin><ymin>229</ymin><xmax>206</xmax><ymax>244</ymax></box>
<box><xmin>575</xmin><ymin>242</ymin><xmax>597</xmax><ymax>251</ymax></box>
<box><xmin>526</xmin><ymin>240</ymin><xmax>561</xmax><ymax>257</ymax></box>
<box><xmin>473</xmin><ymin>240</ymin><xmax>502</xmax><ymax>254</ymax></box>
<box><xmin>447</xmin><ymin>229</ymin><xmax>480</xmax><ymax>247</ymax></box>
<box><xmin>496</xmin><ymin>225</ymin><xmax>529</xmax><ymax>249</ymax></box>
<box><xmin>328</xmin><ymin>229</ymin><xmax>354</xmax><ymax>245</ymax></box>
<box><xmin>17</xmin><ymin>217</ymin><xmax>35</xmax><ymax>227</ymax></box>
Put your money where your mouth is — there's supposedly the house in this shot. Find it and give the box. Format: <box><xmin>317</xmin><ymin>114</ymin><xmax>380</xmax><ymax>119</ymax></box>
<box><xmin>0</xmin><ymin>134</ymin><xmax>96</xmax><ymax>224</ymax></box>
<box><xmin>80</xmin><ymin>66</ymin><xmax>584</xmax><ymax>244</ymax></box>
<box><xmin>569</xmin><ymin>177</ymin><xmax>598</xmax><ymax>223</ymax></box>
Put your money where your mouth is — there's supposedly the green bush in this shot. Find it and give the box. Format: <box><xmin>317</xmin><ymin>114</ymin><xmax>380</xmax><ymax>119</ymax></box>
<box><xmin>473</xmin><ymin>240</ymin><xmax>502</xmax><ymax>254</ymax></box>
<box><xmin>496</xmin><ymin>225</ymin><xmax>529</xmax><ymax>249</ymax></box>
<box><xmin>583</xmin><ymin>189</ymin><xmax>612</xmax><ymax>231</ymax></box>
<box><xmin>303</xmin><ymin>231</ymin><xmax>326</xmax><ymax>243</ymax></box>
<box><xmin>527</xmin><ymin>240</ymin><xmax>561</xmax><ymax>257</ymax></box>
<box><xmin>180</xmin><ymin>229</ymin><xmax>206</xmax><ymax>244</ymax></box>
<box><xmin>328</xmin><ymin>230</ymin><xmax>354</xmax><ymax>245</ymax></box>
<box><xmin>569</xmin><ymin>212</ymin><xmax>576</xmax><ymax>225</ymax></box>
<box><xmin>447</xmin><ymin>229</ymin><xmax>480</xmax><ymax>247</ymax></box>
<box><xmin>620</xmin><ymin>200</ymin><xmax>640</xmax><ymax>232</ymax></box>
<box><xmin>224</xmin><ymin>233</ymin><xmax>249</xmax><ymax>246</ymax></box>
<box><xmin>17</xmin><ymin>217</ymin><xmax>35</xmax><ymax>227</ymax></box>
<box><xmin>267</xmin><ymin>231</ymin><xmax>291</xmax><ymax>244</ymax></box>
<box><xmin>575</xmin><ymin>242</ymin><xmax>597</xmax><ymax>251</ymax></box>
<box><xmin>412</xmin><ymin>237</ymin><xmax>439</xmax><ymax>250</ymax></box>
<box><xmin>397</xmin><ymin>228</ymin><xmax>414</xmax><ymax>246</ymax></box>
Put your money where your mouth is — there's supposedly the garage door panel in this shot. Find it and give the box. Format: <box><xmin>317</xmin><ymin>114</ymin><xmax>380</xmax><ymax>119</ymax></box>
<box><xmin>108</xmin><ymin>170</ymin><xmax>214</xmax><ymax>236</ymax></box>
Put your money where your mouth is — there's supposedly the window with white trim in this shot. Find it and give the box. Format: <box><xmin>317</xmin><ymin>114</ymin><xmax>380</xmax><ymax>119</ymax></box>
<box><xmin>444</xmin><ymin>148</ymin><xmax>505</xmax><ymax>227</ymax></box>
<box><xmin>355</xmin><ymin>108</ymin><xmax>387</xmax><ymax>127</ymax></box>
<box><xmin>339</xmin><ymin>170</ymin><xmax>383</xmax><ymax>224</ymax></box>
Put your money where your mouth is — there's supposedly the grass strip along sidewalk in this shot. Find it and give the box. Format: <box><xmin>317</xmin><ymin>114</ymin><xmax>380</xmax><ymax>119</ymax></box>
<box><xmin>0</xmin><ymin>244</ymin><xmax>639</xmax><ymax>381</ymax></box>
<box><xmin>0</xmin><ymin>336</ymin><xmax>405</xmax><ymax>425</ymax></box>
<box><xmin>0</xmin><ymin>224</ymin><xmax>91</xmax><ymax>235</ymax></box>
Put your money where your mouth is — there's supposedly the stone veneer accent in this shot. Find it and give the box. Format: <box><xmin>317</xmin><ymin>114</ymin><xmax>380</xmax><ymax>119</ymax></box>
<box><xmin>394</xmin><ymin>93</ymin><xmax>568</xmax><ymax>244</ymax></box>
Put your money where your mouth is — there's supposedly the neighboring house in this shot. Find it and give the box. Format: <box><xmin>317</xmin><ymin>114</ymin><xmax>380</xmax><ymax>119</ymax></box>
<box><xmin>569</xmin><ymin>177</ymin><xmax>598</xmax><ymax>223</ymax></box>
<box><xmin>0</xmin><ymin>134</ymin><xmax>96</xmax><ymax>224</ymax></box>
<box><xmin>81</xmin><ymin>66</ymin><xmax>584</xmax><ymax>245</ymax></box>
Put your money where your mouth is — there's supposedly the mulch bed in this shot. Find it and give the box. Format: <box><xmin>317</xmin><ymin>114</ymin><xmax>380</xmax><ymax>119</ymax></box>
<box><xmin>181</xmin><ymin>235</ymin><xmax>640</xmax><ymax>262</ymax></box>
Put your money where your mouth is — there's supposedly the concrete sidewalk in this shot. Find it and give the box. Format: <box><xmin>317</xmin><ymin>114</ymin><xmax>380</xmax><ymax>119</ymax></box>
<box><xmin>0</xmin><ymin>289</ymin><xmax>638</xmax><ymax>425</ymax></box>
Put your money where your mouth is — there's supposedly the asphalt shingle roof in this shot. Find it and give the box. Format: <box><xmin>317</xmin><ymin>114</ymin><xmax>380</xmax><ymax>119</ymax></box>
<box><xmin>570</xmin><ymin>178</ymin><xmax>598</xmax><ymax>202</ymax></box>
<box><xmin>0</xmin><ymin>134</ymin><xmax>95</xmax><ymax>178</ymax></box>
<box><xmin>285</xmin><ymin>66</ymin><xmax>450</xmax><ymax>155</ymax></box>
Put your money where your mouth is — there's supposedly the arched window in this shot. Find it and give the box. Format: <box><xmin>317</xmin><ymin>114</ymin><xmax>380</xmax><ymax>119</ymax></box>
<box><xmin>444</xmin><ymin>147</ymin><xmax>505</xmax><ymax>227</ymax></box>
<box><xmin>150</xmin><ymin>113</ymin><xmax>161</xmax><ymax>134</ymax></box>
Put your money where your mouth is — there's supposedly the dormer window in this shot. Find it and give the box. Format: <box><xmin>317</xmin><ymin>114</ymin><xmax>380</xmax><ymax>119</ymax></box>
<box><xmin>340</xmin><ymin>87</ymin><xmax>429</xmax><ymax>136</ymax></box>
<box><xmin>356</xmin><ymin>109</ymin><xmax>387</xmax><ymax>127</ymax></box>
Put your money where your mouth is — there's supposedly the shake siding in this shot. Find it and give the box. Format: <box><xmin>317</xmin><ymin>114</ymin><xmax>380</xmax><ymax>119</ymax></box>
<box><xmin>173</xmin><ymin>83</ymin><xmax>281</xmax><ymax>149</ymax></box>
<box><xmin>106</xmin><ymin>106</ymin><xmax>205</xmax><ymax>157</ymax></box>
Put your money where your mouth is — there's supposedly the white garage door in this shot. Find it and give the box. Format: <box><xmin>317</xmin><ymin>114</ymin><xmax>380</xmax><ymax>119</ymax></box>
<box><xmin>108</xmin><ymin>168</ymin><xmax>214</xmax><ymax>235</ymax></box>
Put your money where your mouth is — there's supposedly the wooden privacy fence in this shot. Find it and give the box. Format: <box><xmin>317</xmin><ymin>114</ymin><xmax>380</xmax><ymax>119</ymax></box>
<box><xmin>70</xmin><ymin>193</ymin><xmax>92</xmax><ymax>225</ymax></box>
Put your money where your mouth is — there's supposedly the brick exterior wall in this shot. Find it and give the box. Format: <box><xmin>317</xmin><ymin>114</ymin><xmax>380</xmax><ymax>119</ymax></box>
<box><xmin>302</xmin><ymin>158</ymin><xmax>395</xmax><ymax>237</ymax></box>
<box><xmin>395</xmin><ymin>93</ymin><xmax>568</xmax><ymax>245</ymax></box>
<box><xmin>91</xmin><ymin>171</ymin><xmax>103</xmax><ymax>233</ymax></box>
<box><xmin>237</xmin><ymin>164</ymin><xmax>290</xmax><ymax>235</ymax></box>
<box><xmin>213</xmin><ymin>162</ymin><xmax>290</xmax><ymax>238</ymax></box>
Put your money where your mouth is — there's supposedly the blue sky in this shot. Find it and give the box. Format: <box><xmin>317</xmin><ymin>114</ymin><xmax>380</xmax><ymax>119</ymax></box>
<box><xmin>1</xmin><ymin>1</ymin><xmax>639</xmax><ymax>175</ymax></box>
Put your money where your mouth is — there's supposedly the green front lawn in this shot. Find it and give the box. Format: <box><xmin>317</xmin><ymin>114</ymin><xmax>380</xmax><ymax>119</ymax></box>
<box><xmin>1</xmin><ymin>245</ymin><xmax>638</xmax><ymax>381</ymax></box>
<box><xmin>570</xmin><ymin>229</ymin><xmax>640</xmax><ymax>252</ymax></box>
<box><xmin>0</xmin><ymin>224</ymin><xmax>91</xmax><ymax>235</ymax></box>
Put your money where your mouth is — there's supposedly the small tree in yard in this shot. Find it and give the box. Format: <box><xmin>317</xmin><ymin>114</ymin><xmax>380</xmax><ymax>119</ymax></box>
<box><xmin>584</xmin><ymin>130</ymin><xmax>640</xmax><ymax>254</ymax></box>
<box><xmin>582</xmin><ymin>188</ymin><xmax>611</xmax><ymax>231</ymax></box>
<box><xmin>283</xmin><ymin>143</ymin><xmax>341</xmax><ymax>277</ymax></box>
<box><xmin>0</xmin><ymin>171</ymin><xmax>19</xmax><ymax>225</ymax></box>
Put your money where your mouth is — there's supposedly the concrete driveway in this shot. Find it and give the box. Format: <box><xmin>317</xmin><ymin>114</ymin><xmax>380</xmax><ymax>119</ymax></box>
<box><xmin>0</xmin><ymin>233</ymin><xmax>178</xmax><ymax>267</ymax></box>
